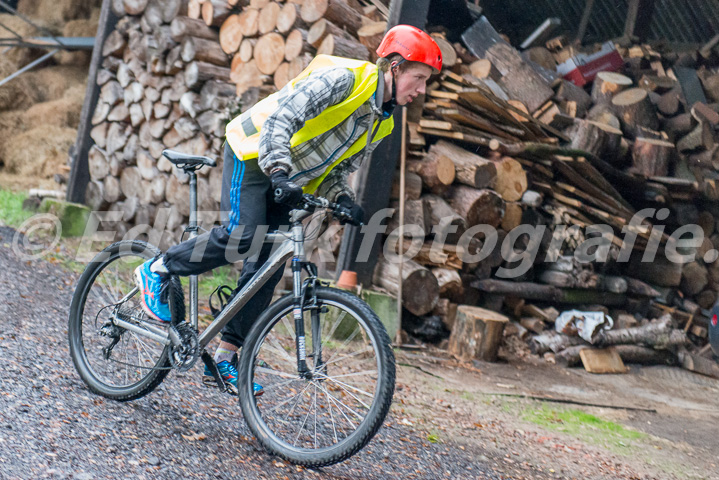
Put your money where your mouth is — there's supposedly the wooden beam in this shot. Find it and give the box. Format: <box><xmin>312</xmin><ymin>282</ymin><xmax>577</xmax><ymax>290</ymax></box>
<box><xmin>624</xmin><ymin>0</ymin><xmax>656</xmax><ymax>41</ymax></box>
<box><xmin>336</xmin><ymin>0</ymin><xmax>431</xmax><ymax>285</ymax></box>
<box><xmin>66</xmin><ymin>0</ymin><xmax>119</xmax><ymax>204</ymax></box>
<box><xmin>575</xmin><ymin>0</ymin><xmax>595</xmax><ymax>45</ymax></box>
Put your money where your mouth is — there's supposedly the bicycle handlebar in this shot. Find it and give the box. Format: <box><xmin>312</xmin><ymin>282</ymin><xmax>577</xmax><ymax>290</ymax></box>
<box><xmin>296</xmin><ymin>193</ymin><xmax>363</xmax><ymax>227</ymax></box>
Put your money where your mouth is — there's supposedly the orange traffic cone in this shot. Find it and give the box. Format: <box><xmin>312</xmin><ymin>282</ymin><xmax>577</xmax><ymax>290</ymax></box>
<box><xmin>336</xmin><ymin>270</ymin><xmax>358</xmax><ymax>290</ymax></box>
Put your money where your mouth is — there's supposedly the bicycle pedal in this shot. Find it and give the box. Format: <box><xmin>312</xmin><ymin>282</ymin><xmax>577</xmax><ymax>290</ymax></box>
<box><xmin>202</xmin><ymin>375</ymin><xmax>237</xmax><ymax>396</ymax></box>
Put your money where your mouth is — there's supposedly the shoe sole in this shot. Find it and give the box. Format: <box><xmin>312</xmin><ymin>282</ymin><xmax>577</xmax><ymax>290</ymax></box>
<box><xmin>134</xmin><ymin>266</ymin><xmax>169</xmax><ymax>323</ymax></box>
<box><xmin>202</xmin><ymin>375</ymin><xmax>263</xmax><ymax>397</ymax></box>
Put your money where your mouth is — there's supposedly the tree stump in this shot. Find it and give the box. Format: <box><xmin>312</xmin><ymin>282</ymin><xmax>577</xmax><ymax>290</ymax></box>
<box><xmin>258</xmin><ymin>1</ymin><xmax>280</xmax><ymax>34</ymax></box>
<box><xmin>567</xmin><ymin>118</ymin><xmax>622</xmax><ymax>160</ymax></box>
<box><xmin>317</xmin><ymin>34</ymin><xmax>369</xmax><ymax>61</ymax></box>
<box><xmin>448</xmin><ymin>305</ymin><xmax>508</xmax><ymax>362</ymax></box>
<box><xmin>611</xmin><ymin>88</ymin><xmax>660</xmax><ymax>138</ymax></box>
<box><xmin>631</xmin><ymin>137</ymin><xmax>675</xmax><ymax>176</ymax></box>
<box><xmin>423</xmin><ymin>194</ymin><xmax>466</xmax><ymax>243</ymax></box>
<box><xmin>357</xmin><ymin>21</ymin><xmax>386</xmax><ymax>58</ymax></box>
<box><xmin>490</xmin><ymin>156</ymin><xmax>527</xmax><ymax>202</ymax></box>
<box><xmin>170</xmin><ymin>16</ymin><xmax>218</xmax><ymax>42</ymax></box>
<box><xmin>591</xmin><ymin>71</ymin><xmax>633</xmax><ymax>105</ymax></box>
<box><xmin>372</xmin><ymin>257</ymin><xmax>439</xmax><ymax>316</ymax></box>
<box><xmin>307</xmin><ymin>18</ymin><xmax>353</xmax><ymax>49</ymax></box>
<box><xmin>254</xmin><ymin>32</ymin><xmax>286</xmax><ymax>75</ymax></box>
<box><xmin>284</xmin><ymin>28</ymin><xmax>310</xmax><ymax>62</ymax></box>
<box><xmin>427</xmin><ymin>140</ymin><xmax>493</xmax><ymax>189</ymax></box>
<box><xmin>219</xmin><ymin>15</ymin><xmax>243</xmax><ymax>54</ymax></box>
<box><xmin>445</xmin><ymin>186</ymin><xmax>505</xmax><ymax>228</ymax></box>
<box><xmin>406</xmin><ymin>145</ymin><xmax>455</xmax><ymax>190</ymax></box>
<box><xmin>276</xmin><ymin>3</ymin><xmax>307</xmax><ymax>34</ymax></box>
<box><xmin>432</xmin><ymin>267</ymin><xmax>463</xmax><ymax>300</ymax></box>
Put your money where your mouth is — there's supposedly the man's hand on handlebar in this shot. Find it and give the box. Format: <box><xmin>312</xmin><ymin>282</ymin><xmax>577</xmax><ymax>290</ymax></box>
<box><xmin>335</xmin><ymin>195</ymin><xmax>364</xmax><ymax>226</ymax></box>
<box><xmin>271</xmin><ymin>169</ymin><xmax>303</xmax><ymax>206</ymax></box>
<box><xmin>299</xmin><ymin>194</ymin><xmax>364</xmax><ymax>227</ymax></box>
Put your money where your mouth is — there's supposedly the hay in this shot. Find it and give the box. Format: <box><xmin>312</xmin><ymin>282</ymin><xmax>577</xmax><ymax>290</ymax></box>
<box><xmin>24</xmin><ymin>65</ymin><xmax>87</xmax><ymax>103</ymax></box>
<box><xmin>1</xmin><ymin>125</ymin><xmax>76</xmax><ymax>177</ymax></box>
<box><xmin>0</xmin><ymin>14</ymin><xmax>39</xmax><ymax>69</ymax></box>
<box><xmin>17</xmin><ymin>0</ymin><xmax>95</xmax><ymax>29</ymax></box>
<box><xmin>21</xmin><ymin>84</ymin><xmax>85</xmax><ymax>128</ymax></box>
<box><xmin>0</xmin><ymin>56</ymin><xmax>33</xmax><ymax>112</ymax></box>
<box><xmin>57</xmin><ymin>17</ymin><xmax>98</xmax><ymax>66</ymax></box>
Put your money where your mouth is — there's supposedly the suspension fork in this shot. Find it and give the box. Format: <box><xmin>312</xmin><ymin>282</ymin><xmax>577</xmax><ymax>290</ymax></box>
<box><xmin>291</xmin><ymin>224</ymin><xmax>311</xmax><ymax>378</ymax></box>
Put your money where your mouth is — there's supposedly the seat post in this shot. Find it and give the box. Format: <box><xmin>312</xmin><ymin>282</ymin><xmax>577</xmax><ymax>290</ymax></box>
<box><xmin>187</xmin><ymin>169</ymin><xmax>199</xmax><ymax>329</ymax></box>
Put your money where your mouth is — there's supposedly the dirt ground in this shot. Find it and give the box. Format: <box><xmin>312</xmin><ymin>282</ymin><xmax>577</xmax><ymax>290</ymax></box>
<box><xmin>1</xmin><ymin>224</ymin><xmax>718</xmax><ymax>480</ymax></box>
<box><xmin>394</xmin><ymin>348</ymin><xmax>719</xmax><ymax>479</ymax></box>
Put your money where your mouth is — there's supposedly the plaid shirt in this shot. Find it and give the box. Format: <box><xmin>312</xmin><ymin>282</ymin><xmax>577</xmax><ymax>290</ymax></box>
<box><xmin>258</xmin><ymin>66</ymin><xmax>387</xmax><ymax>202</ymax></box>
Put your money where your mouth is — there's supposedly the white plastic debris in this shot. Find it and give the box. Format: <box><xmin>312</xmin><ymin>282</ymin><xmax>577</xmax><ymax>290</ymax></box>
<box><xmin>554</xmin><ymin>310</ymin><xmax>614</xmax><ymax>343</ymax></box>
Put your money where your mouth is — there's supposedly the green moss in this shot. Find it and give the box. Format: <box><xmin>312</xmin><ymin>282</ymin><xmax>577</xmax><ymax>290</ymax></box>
<box><xmin>521</xmin><ymin>403</ymin><xmax>646</xmax><ymax>452</ymax></box>
<box><xmin>0</xmin><ymin>189</ymin><xmax>34</xmax><ymax>228</ymax></box>
<box><xmin>38</xmin><ymin>198</ymin><xmax>90</xmax><ymax>237</ymax></box>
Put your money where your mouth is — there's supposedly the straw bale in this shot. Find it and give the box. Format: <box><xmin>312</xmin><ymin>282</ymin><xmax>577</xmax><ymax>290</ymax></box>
<box><xmin>24</xmin><ymin>65</ymin><xmax>87</xmax><ymax>103</ymax></box>
<box><xmin>1</xmin><ymin>125</ymin><xmax>76</xmax><ymax>177</ymax></box>
<box><xmin>57</xmin><ymin>17</ymin><xmax>99</xmax><ymax>66</ymax></box>
<box><xmin>0</xmin><ymin>57</ymin><xmax>33</xmax><ymax>111</ymax></box>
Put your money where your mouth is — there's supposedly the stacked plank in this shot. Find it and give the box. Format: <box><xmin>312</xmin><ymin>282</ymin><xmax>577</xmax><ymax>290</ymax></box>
<box><xmin>386</xmin><ymin>17</ymin><xmax>718</xmax><ymax>371</ymax></box>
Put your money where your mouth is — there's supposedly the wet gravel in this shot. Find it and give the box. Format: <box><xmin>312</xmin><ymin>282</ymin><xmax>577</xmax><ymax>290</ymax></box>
<box><xmin>0</xmin><ymin>227</ymin><xmax>555</xmax><ymax>480</ymax></box>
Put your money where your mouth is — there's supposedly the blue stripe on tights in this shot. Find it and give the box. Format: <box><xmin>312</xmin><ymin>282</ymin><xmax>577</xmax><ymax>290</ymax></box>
<box><xmin>227</xmin><ymin>153</ymin><xmax>245</xmax><ymax>233</ymax></box>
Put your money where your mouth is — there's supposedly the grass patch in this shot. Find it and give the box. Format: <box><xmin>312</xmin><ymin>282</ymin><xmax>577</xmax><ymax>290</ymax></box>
<box><xmin>0</xmin><ymin>189</ymin><xmax>34</xmax><ymax>228</ymax></box>
<box><xmin>521</xmin><ymin>403</ymin><xmax>646</xmax><ymax>452</ymax></box>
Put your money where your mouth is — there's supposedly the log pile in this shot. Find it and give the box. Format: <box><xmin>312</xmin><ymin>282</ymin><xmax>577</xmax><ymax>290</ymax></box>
<box><xmin>88</xmin><ymin>0</ymin><xmax>387</xmax><ymax>248</ymax></box>
<box><xmin>373</xmin><ymin>16</ymin><xmax>719</xmax><ymax>375</ymax></box>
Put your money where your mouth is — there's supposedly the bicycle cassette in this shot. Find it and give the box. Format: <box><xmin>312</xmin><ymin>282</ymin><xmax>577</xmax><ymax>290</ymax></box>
<box><xmin>169</xmin><ymin>323</ymin><xmax>200</xmax><ymax>372</ymax></box>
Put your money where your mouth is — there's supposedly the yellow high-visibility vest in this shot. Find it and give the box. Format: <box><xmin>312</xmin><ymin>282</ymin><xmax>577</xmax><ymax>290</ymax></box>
<box><xmin>225</xmin><ymin>54</ymin><xmax>394</xmax><ymax>194</ymax></box>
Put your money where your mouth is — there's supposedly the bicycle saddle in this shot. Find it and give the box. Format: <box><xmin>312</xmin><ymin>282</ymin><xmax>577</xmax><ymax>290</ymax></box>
<box><xmin>162</xmin><ymin>149</ymin><xmax>217</xmax><ymax>168</ymax></box>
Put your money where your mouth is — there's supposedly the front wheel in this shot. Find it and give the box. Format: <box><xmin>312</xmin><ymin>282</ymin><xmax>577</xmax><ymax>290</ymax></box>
<box><xmin>238</xmin><ymin>287</ymin><xmax>396</xmax><ymax>467</ymax></box>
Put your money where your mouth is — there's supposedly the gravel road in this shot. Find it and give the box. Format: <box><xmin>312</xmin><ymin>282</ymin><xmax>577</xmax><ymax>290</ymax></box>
<box><xmin>0</xmin><ymin>226</ymin><xmax>556</xmax><ymax>480</ymax></box>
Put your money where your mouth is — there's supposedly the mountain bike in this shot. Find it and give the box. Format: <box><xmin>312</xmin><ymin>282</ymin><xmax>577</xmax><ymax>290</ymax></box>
<box><xmin>68</xmin><ymin>150</ymin><xmax>396</xmax><ymax>467</ymax></box>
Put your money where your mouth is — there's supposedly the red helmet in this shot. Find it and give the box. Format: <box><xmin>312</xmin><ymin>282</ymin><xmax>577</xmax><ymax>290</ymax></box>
<box><xmin>376</xmin><ymin>25</ymin><xmax>442</xmax><ymax>73</ymax></box>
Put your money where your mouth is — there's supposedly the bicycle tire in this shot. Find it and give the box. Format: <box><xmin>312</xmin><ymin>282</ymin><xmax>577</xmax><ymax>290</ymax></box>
<box><xmin>238</xmin><ymin>286</ymin><xmax>396</xmax><ymax>467</ymax></box>
<box><xmin>68</xmin><ymin>240</ymin><xmax>184</xmax><ymax>401</ymax></box>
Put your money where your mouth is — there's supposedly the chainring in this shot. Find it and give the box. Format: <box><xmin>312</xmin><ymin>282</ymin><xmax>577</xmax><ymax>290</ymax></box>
<box><xmin>170</xmin><ymin>323</ymin><xmax>200</xmax><ymax>372</ymax></box>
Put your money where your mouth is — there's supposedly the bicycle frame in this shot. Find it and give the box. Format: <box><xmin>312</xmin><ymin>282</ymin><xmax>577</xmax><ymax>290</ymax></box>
<box><xmin>110</xmin><ymin>167</ymin><xmax>316</xmax><ymax>372</ymax></box>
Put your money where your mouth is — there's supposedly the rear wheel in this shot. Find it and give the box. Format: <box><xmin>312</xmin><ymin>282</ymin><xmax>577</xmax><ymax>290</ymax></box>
<box><xmin>68</xmin><ymin>240</ymin><xmax>183</xmax><ymax>401</ymax></box>
<box><xmin>238</xmin><ymin>287</ymin><xmax>395</xmax><ymax>467</ymax></box>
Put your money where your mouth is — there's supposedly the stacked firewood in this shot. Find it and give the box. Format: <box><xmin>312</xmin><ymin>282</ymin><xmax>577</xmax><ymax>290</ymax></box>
<box><xmin>199</xmin><ymin>0</ymin><xmax>388</xmax><ymax>93</ymax></box>
<box><xmin>377</xmin><ymin>17</ymin><xmax>719</xmax><ymax>374</ymax></box>
<box><xmin>86</xmin><ymin>0</ymin><xmax>388</xmax><ymax>249</ymax></box>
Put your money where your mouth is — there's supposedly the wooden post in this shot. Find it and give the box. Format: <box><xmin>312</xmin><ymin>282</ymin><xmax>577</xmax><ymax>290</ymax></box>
<box><xmin>575</xmin><ymin>0</ymin><xmax>595</xmax><ymax>45</ymax></box>
<box><xmin>624</xmin><ymin>0</ymin><xmax>656</xmax><ymax>42</ymax></box>
<box><xmin>67</xmin><ymin>0</ymin><xmax>119</xmax><ymax>204</ymax></box>
<box><xmin>396</xmin><ymin>106</ymin><xmax>407</xmax><ymax>346</ymax></box>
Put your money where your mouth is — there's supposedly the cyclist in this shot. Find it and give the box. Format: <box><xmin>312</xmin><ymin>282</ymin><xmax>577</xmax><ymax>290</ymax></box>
<box><xmin>134</xmin><ymin>25</ymin><xmax>442</xmax><ymax>395</ymax></box>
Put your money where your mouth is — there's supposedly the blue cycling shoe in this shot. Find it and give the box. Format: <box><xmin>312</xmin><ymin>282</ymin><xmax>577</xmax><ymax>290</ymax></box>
<box><xmin>134</xmin><ymin>259</ymin><xmax>171</xmax><ymax>323</ymax></box>
<box><xmin>203</xmin><ymin>360</ymin><xmax>264</xmax><ymax>396</ymax></box>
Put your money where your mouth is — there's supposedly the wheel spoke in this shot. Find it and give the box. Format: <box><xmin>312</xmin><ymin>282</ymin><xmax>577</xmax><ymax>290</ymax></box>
<box><xmin>241</xmin><ymin>294</ymin><xmax>394</xmax><ymax>464</ymax></box>
<box><xmin>317</xmin><ymin>374</ymin><xmax>372</xmax><ymax>409</ymax></box>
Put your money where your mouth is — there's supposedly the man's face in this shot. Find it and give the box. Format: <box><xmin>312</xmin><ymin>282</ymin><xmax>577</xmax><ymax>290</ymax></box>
<box><xmin>393</xmin><ymin>62</ymin><xmax>433</xmax><ymax>105</ymax></box>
